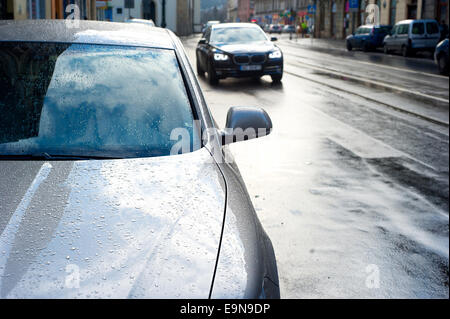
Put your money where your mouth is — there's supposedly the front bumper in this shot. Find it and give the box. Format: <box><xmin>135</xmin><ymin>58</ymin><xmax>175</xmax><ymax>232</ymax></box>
<box><xmin>212</xmin><ymin>57</ymin><xmax>283</xmax><ymax>79</ymax></box>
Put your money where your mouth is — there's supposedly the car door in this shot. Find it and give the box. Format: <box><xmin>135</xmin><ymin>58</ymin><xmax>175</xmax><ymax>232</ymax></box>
<box><xmin>198</xmin><ymin>27</ymin><xmax>211</xmax><ymax>70</ymax></box>
<box><xmin>386</xmin><ymin>25</ymin><xmax>398</xmax><ymax>50</ymax></box>
<box><xmin>375</xmin><ymin>26</ymin><xmax>390</xmax><ymax>47</ymax></box>
<box><xmin>425</xmin><ymin>21</ymin><xmax>441</xmax><ymax>48</ymax></box>
<box><xmin>411</xmin><ymin>21</ymin><xmax>426</xmax><ymax>49</ymax></box>
<box><xmin>353</xmin><ymin>27</ymin><xmax>363</xmax><ymax>48</ymax></box>
<box><xmin>396</xmin><ymin>24</ymin><xmax>409</xmax><ymax>50</ymax></box>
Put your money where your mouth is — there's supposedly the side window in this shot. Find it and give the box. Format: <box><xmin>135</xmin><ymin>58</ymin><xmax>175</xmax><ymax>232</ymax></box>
<box><xmin>379</xmin><ymin>26</ymin><xmax>391</xmax><ymax>34</ymax></box>
<box><xmin>426</xmin><ymin>22</ymin><xmax>439</xmax><ymax>34</ymax></box>
<box><xmin>412</xmin><ymin>23</ymin><xmax>424</xmax><ymax>35</ymax></box>
<box><xmin>358</xmin><ymin>28</ymin><xmax>369</xmax><ymax>34</ymax></box>
<box><xmin>204</xmin><ymin>28</ymin><xmax>211</xmax><ymax>42</ymax></box>
<box><xmin>398</xmin><ymin>24</ymin><xmax>408</xmax><ymax>35</ymax></box>
<box><xmin>356</xmin><ymin>27</ymin><xmax>362</xmax><ymax>34</ymax></box>
<box><xmin>392</xmin><ymin>25</ymin><xmax>398</xmax><ymax>35</ymax></box>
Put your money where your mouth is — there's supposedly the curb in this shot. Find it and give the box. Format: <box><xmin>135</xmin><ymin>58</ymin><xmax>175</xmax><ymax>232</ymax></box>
<box><xmin>285</xmin><ymin>59</ymin><xmax>449</xmax><ymax>109</ymax></box>
<box><xmin>284</xmin><ymin>69</ymin><xmax>449</xmax><ymax>127</ymax></box>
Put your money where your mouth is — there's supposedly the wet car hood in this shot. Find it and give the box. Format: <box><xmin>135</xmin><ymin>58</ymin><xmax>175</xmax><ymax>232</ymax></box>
<box><xmin>0</xmin><ymin>148</ymin><xmax>226</xmax><ymax>298</ymax></box>
<box><xmin>213</xmin><ymin>41</ymin><xmax>277</xmax><ymax>54</ymax></box>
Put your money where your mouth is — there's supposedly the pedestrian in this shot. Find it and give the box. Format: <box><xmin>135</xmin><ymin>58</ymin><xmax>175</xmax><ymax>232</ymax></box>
<box><xmin>301</xmin><ymin>21</ymin><xmax>307</xmax><ymax>38</ymax></box>
<box><xmin>296</xmin><ymin>24</ymin><xmax>302</xmax><ymax>41</ymax></box>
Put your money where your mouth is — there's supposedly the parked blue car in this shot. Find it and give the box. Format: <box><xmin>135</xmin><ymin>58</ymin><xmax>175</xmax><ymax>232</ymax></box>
<box><xmin>346</xmin><ymin>25</ymin><xmax>392</xmax><ymax>52</ymax></box>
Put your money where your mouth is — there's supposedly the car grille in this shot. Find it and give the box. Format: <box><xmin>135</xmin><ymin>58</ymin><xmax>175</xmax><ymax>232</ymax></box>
<box><xmin>233</xmin><ymin>54</ymin><xmax>266</xmax><ymax>65</ymax></box>
<box><xmin>250</xmin><ymin>54</ymin><xmax>266</xmax><ymax>64</ymax></box>
<box><xmin>233</xmin><ymin>55</ymin><xmax>250</xmax><ymax>64</ymax></box>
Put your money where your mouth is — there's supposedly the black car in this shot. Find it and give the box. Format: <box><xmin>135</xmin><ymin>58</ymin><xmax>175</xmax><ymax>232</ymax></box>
<box><xmin>435</xmin><ymin>38</ymin><xmax>449</xmax><ymax>75</ymax></box>
<box><xmin>196</xmin><ymin>23</ymin><xmax>283</xmax><ymax>85</ymax></box>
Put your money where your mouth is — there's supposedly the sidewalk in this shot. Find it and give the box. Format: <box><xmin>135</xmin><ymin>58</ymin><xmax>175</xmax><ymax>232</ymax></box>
<box><xmin>276</xmin><ymin>34</ymin><xmax>347</xmax><ymax>52</ymax></box>
<box><xmin>277</xmin><ymin>33</ymin><xmax>435</xmax><ymax>59</ymax></box>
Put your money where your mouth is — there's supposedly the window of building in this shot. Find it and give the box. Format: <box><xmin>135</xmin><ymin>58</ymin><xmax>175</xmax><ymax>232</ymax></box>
<box><xmin>360</xmin><ymin>0</ymin><xmax>367</xmax><ymax>25</ymax></box>
<box><xmin>27</xmin><ymin>0</ymin><xmax>46</xmax><ymax>19</ymax></box>
<box><xmin>390</xmin><ymin>0</ymin><xmax>397</xmax><ymax>26</ymax></box>
<box><xmin>407</xmin><ymin>0</ymin><xmax>417</xmax><ymax>19</ymax></box>
<box><xmin>438</xmin><ymin>0</ymin><xmax>448</xmax><ymax>24</ymax></box>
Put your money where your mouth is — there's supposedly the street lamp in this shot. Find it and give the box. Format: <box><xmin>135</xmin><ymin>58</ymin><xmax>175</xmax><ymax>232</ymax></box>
<box><xmin>161</xmin><ymin>0</ymin><xmax>166</xmax><ymax>28</ymax></box>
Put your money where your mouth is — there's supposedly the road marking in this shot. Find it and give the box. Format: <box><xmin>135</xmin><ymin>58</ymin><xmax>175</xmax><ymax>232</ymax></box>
<box><xmin>285</xmin><ymin>61</ymin><xmax>449</xmax><ymax>108</ymax></box>
<box><xmin>283</xmin><ymin>68</ymin><xmax>448</xmax><ymax>140</ymax></box>
<box><xmin>284</xmin><ymin>51</ymin><xmax>449</xmax><ymax>87</ymax></box>
<box><xmin>284</xmin><ymin>68</ymin><xmax>449</xmax><ymax>127</ymax></box>
<box><xmin>309</xmin><ymin>99</ymin><xmax>440</xmax><ymax>171</ymax></box>
<box><xmin>0</xmin><ymin>163</ymin><xmax>52</xmax><ymax>281</ymax></box>
<box><xmin>280</xmin><ymin>41</ymin><xmax>448</xmax><ymax>79</ymax></box>
<box><xmin>298</xmin><ymin>99</ymin><xmax>438</xmax><ymax>169</ymax></box>
<box><xmin>287</xmin><ymin>59</ymin><xmax>449</xmax><ymax>104</ymax></box>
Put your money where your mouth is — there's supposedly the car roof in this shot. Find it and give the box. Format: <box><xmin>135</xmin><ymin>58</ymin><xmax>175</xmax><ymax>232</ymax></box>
<box><xmin>212</xmin><ymin>22</ymin><xmax>261</xmax><ymax>29</ymax></box>
<box><xmin>0</xmin><ymin>19</ymin><xmax>174</xmax><ymax>49</ymax></box>
<box><xmin>397</xmin><ymin>19</ymin><xmax>438</xmax><ymax>24</ymax></box>
<box><xmin>126</xmin><ymin>18</ymin><xmax>155</xmax><ymax>25</ymax></box>
<box><xmin>358</xmin><ymin>24</ymin><xmax>391</xmax><ymax>28</ymax></box>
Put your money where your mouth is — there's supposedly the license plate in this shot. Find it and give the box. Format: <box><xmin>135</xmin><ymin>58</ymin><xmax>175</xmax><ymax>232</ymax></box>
<box><xmin>240</xmin><ymin>65</ymin><xmax>262</xmax><ymax>71</ymax></box>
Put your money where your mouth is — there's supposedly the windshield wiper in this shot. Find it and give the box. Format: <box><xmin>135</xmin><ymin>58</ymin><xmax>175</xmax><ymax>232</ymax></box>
<box><xmin>0</xmin><ymin>153</ymin><xmax>121</xmax><ymax>161</ymax></box>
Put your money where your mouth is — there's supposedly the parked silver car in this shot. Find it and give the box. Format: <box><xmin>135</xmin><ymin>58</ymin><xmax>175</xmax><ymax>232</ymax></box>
<box><xmin>383</xmin><ymin>19</ymin><xmax>441</xmax><ymax>56</ymax></box>
<box><xmin>0</xmin><ymin>20</ymin><xmax>279</xmax><ymax>299</ymax></box>
<box><xmin>125</xmin><ymin>18</ymin><xmax>155</xmax><ymax>27</ymax></box>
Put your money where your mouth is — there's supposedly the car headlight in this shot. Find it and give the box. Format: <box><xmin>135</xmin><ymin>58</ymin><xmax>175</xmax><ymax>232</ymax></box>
<box><xmin>269</xmin><ymin>49</ymin><xmax>282</xmax><ymax>59</ymax></box>
<box><xmin>214</xmin><ymin>53</ymin><xmax>229</xmax><ymax>61</ymax></box>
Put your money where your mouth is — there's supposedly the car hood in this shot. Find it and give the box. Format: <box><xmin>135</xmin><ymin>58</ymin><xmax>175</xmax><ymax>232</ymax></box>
<box><xmin>0</xmin><ymin>148</ymin><xmax>226</xmax><ymax>298</ymax></box>
<box><xmin>213</xmin><ymin>41</ymin><xmax>276</xmax><ymax>54</ymax></box>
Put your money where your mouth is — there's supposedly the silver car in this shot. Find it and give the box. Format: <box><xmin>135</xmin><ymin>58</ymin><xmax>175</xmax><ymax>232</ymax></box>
<box><xmin>383</xmin><ymin>19</ymin><xmax>441</xmax><ymax>56</ymax></box>
<box><xmin>125</xmin><ymin>18</ymin><xmax>156</xmax><ymax>27</ymax></box>
<box><xmin>0</xmin><ymin>20</ymin><xmax>279</xmax><ymax>299</ymax></box>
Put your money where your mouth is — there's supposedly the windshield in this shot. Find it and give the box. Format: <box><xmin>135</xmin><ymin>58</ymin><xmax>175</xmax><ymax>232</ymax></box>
<box><xmin>210</xmin><ymin>27</ymin><xmax>268</xmax><ymax>44</ymax></box>
<box><xmin>0</xmin><ymin>42</ymin><xmax>200</xmax><ymax>159</ymax></box>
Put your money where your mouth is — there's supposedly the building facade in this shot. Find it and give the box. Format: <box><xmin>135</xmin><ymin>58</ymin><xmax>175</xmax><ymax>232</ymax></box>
<box><xmin>253</xmin><ymin>0</ymin><xmax>311</xmax><ymax>25</ymax></box>
<box><xmin>0</xmin><ymin>0</ymin><xmax>96</xmax><ymax>20</ymax></box>
<box><xmin>0</xmin><ymin>1</ymin><xmax>202</xmax><ymax>36</ymax></box>
<box><xmin>227</xmin><ymin>0</ymin><xmax>238</xmax><ymax>22</ymax></box>
<box><xmin>237</xmin><ymin>0</ymin><xmax>254</xmax><ymax>22</ymax></box>
<box><xmin>102</xmin><ymin>0</ymin><xmax>200</xmax><ymax>35</ymax></box>
<box><xmin>251</xmin><ymin>0</ymin><xmax>448</xmax><ymax>38</ymax></box>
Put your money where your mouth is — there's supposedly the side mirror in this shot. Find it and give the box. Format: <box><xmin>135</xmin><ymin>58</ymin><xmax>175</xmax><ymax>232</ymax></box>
<box><xmin>270</xmin><ymin>37</ymin><xmax>278</xmax><ymax>41</ymax></box>
<box><xmin>221</xmin><ymin>107</ymin><xmax>272</xmax><ymax>145</ymax></box>
<box><xmin>198</xmin><ymin>38</ymin><xmax>207</xmax><ymax>44</ymax></box>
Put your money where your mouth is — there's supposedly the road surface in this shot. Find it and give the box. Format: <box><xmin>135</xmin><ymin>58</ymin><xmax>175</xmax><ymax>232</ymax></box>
<box><xmin>182</xmin><ymin>34</ymin><xmax>449</xmax><ymax>298</ymax></box>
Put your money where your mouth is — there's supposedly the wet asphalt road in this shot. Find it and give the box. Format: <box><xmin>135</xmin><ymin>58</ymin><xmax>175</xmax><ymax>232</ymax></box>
<box><xmin>182</xmin><ymin>34</ymin><xmax>449</xmax><ymax>298</ymax></box>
